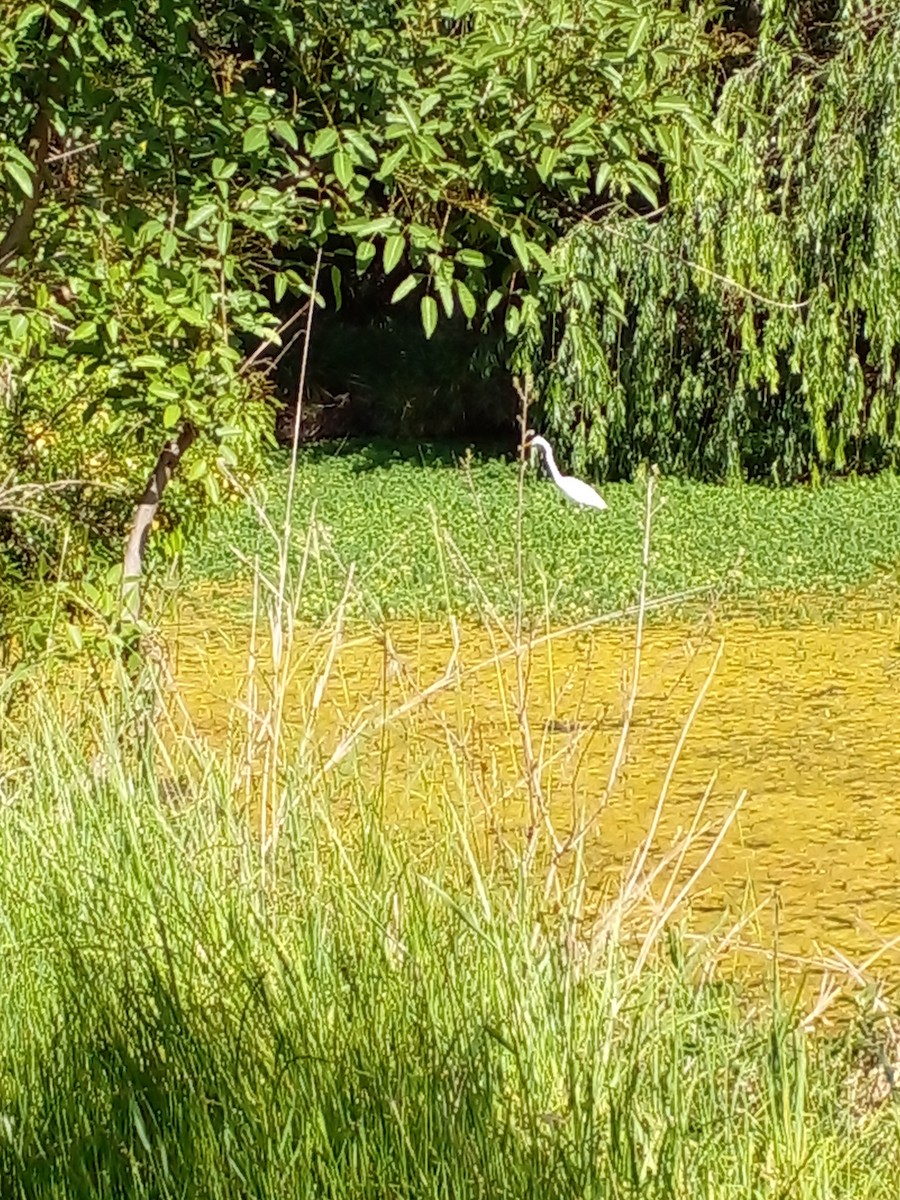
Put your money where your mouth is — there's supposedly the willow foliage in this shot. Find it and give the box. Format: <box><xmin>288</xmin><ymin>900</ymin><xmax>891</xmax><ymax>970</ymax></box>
<box><xmin>535</xmin><ymin>0</ymin><xmax>900</xmax><ymax>482</ymax></box>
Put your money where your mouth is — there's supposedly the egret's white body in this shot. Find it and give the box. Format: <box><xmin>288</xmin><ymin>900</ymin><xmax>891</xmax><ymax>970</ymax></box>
<box><xmin>526</xmin><ymin>433</ymin><xmax>608</xmax><ymax>511</ymax></box>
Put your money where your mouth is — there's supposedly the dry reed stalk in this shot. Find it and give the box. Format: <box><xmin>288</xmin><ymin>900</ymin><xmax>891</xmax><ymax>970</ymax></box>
<box><xmin>457</xmin><ymin>450</ymin><xmax>524</xmax><ymax>623</ymax></box>
<box><xmin>434</xmin><ymin>712</ymin><xmax>513</xmax><ymax>860</ymax></box>
<box><xmin>563</xmin><ymin>471</ymin><xmax>658</xmax><ymax>864</ymax></box>
<box><xmin>436</xmin><ymin>526</ymin><xmax>522</xmax><ymax>773</ymax></box>
<box><xmin>317</xmin><ymin>588</ymin><xmax>711</xmax><ymax>777</ymax></box>
<box><xmin>653</xmin><ymin>768</ymin><xmax>718</xmax><ymax>913</ymax></box>
<box><xmin>623</xmin><ymin>637</ymin><xmax>725</xmax><ymax>891</ymax></box>
<box><xmin>438</xmin><ymin>524</ymin><xmax>514</xmax><ymax>647</ymax></box>
<box><xmin>439</xmin><ymin>516</ymin><xmax>571</xmax><ymax>820</ymax></box>
<box><xmin>539</xmin><ymin>471</ymin><xmax>657</xmax><ymax>906</ymax></box>
<box><xmin>512</xmin><ymin>376</ymin><xmax>561</xmax><ymax>867</ymax></box>
<box><xmin>238</xmin><ymin>301</ymin><xmax>311</xmax><ymax>377</ymax></box>
<box><xmin>230</xmin><ymin>253</ymin><xmax>323</xmax><ymax>892</ymax></box>
<box><xmin>573</xmin><ymin>643</ymin><xmax>734</xmax><ymax>961</ymax></box>
<box><xmin>692</xmin><ymin>898</ymin><xmax>775</xmax><ymax>985</ymax></box>
<box><xmin>585</xmin><ymin>825</ymin><xmax>716</xmax><ymax>959</ymax></box>
<box><xmin>659</xmin><ymin>554</ymin><xmax>745</xmax><ymax>703</ymax></box>
<box><xmin>632</xmin><ymin>787</ymin><xmax>747</xmax><ymax>976</ymax></box>
<box><xmin>263</xmin><ymin>563</ymin><xmax>355</xmax><ymax>860</ymax></box>
<box><xmin>247</xmin><ymin>557</ymin><xmax>264</xmax><ymax>869</ymax></box>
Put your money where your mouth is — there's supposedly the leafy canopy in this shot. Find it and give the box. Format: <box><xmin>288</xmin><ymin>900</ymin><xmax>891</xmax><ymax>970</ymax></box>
<box><xmin>0</xmin><ymin>0</ymin><xmax>714</xmax><ymax>640</ymax></box>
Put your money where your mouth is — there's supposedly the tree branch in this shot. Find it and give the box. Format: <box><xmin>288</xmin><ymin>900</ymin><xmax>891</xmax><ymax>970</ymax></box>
<box><xmin>122</xmin><ymin>424</ymin><xmax>197</xmax><ymax>623</ymax></box>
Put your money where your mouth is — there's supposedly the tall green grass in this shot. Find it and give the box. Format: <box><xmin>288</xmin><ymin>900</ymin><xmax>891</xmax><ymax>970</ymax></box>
<box><xmin>0</xmin><ymin>685</ymin><xmax>897</xmax><ymax>1199</ymax></box>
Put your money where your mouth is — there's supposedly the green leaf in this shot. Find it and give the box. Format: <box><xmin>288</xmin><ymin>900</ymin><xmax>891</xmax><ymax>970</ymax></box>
<box><xmin>391</xmin><ymin>274</ymin><xmax>419</xmax><ymax>304</ymax></box>
<box><xmin>510</xmin><ymin>232</ymin><xmax>530</xmax><ymax>270</ymax></box>
<box><xmin>331</xmin><ymin>265</ymin><xmax>342</xmax><ymax>308</ymax></box>
<box><xmin>455</xmin><ymin>279</ymin><xmax>476</xmax><ymax>319</ymax></box>
<box><xmin>274</xmin><ymin>272</ymin><xmax>288</xmax><ymax>302</ymax></box>
<box><xmin>573</xmin><ymin>280</ymin><xmax>593</xmax><ymax>310</ymax></box>
<box><xmin>526</xmin><ymin>241</ymin><xmax>552</xmax><ymax>272</ymax></box>
<box><xmin>71</xmin><ymin>321</ymin><xmax>97</xmax><ymax>342</ymax></box>
<box><xmin>537</xmin><ymin>146</ymin><xmax>558</xmax><ymax>182</ymax></box>
<box><xmin>653</xmin><ymin>93</ymin><xmax>692</xmax><ymax>115</ymax></box>
<box><xmin>409</xmin><ymin>223</ymin><xmax>440</xmax><ymax>250</ymax></box>
<box><xmin>6</xmin><ymin>161</ymin><xmax>33</xmax><ymax>198</ymax></box>
<box><xmin>185</xmin><ymin>203</ymin><xmax>217</xmax><ymax>232</ymax></box>
<box><xmin>485</xmin><ymin>288</ymin><xmax>505</xmax><ymax>315</ymax></box>
<box><xmin>160</xmin><ymin>230</ymin><xmax>177</xmax><ymax>263</ymax></box>
<box><xmin>630</xmin><ymin>176</ymin><xmax>658</xmax><ymax>207</ymax></box>
<box><xmin>16</xmin><ymin>3</ymin><xmax>44</xmax><ymax>31</ymax></box>
<box><xmin>148</xmin><ymin>381</ymin><xmax>180</xmax><ymax>401</ymax></box>
<box><xmin>211</xmin><ymin>158</ymin><xmax>237</xmax><ymax>181</ymax></box>
<box><xmin>273</xmin><ymin>119</ymin><xmax>298</xmax><ymax>150</ymax></box>
<box><xmin>216</xmin><ymin>220</ymin><xmax>232</xmax><ymax>255</ymax></box>
<box><xmin>397</xmin><ymin>98</ymin><xmax>419</xmax><ymax>133</ymax></box>
<box><xmin>66</xmin><ymin>623</ymin><xmax>83</xmax><ymax>651</ymax></box>
<box><xmin>8</xmin><ymin>313</ymin><xmax>28</xmax><ymax>340</ymax></box>
<box><xmin>356</xmin><ymin>240</ymin><xmax>376</xmax><ymax>271</ymax></box>
<box><xmin>383</xmin><ymin>234</ymin><xmax>405</xmax><ymax>275</ymax></box>
<box><xmin>524</xmin><ymin>56</ymin><xmax>536</xmax><ymax>94</ymax></box>
<box><xmin>163</xmin><ymin>403</ymin><xmax>181</xmax><ymax>429</ymax></box>
<box><xmin>420</xmin><ymin>294</ymin><xmax>438</xmax><ymax>339</ymax></box>
<box><xmin>243</xmin><ymin>125</ymin><xmax>270</xmax><ymax>154</ymax></box>
<box><xmin>343</xmin><ymin>216</ymin><xmax>396</xmax><ymax>236</ymax></box>
<box><xmin>455</xmin><ymin>249</ymin><xmax>489</xmax><ymax>269</ymax></box>
<box><xmin>333</xmin><ymin>150</ymin><xmax>354</xmax><ymax>188</ymax></box>
<box><xmin>133</xmin><ymin>355</ymin><xmax>168</xmax><ymax>370</ymax></box>
<box><xmin>137</xmin><ymin>218</ymin><xmax>165</xmax><ymax>246</ymax></box>
<box><xmin>504</xmin><ymin>304</ymin><xmax>521</xmax><ymax>335</ymax></box>
<box><xmin>344</xmin><ymin>129</ymin><xmax>377</xmax><ymax>164</ymax></box>
<box><xmin>564</xmin><ymin>112</ymin><xmax>595</xmax><ymax>141</ymax></box>
<box><xmin>378</xmin><ymin>146</ymin><xmax>407</xmax><ymax>178</ymax></box>
<box><xmin>309</xmin><ymin>127</ymin><xmax>339</xmax><ymax>157</ymax></box>
<box><xmin>203</xmin><ymin>473</ymin><xmax>220</xmax><ymax>503</ymax></box>
<box><xmin>435</xmin><ymin>279</ymin><xmax>454</xmax><ymax>318</ymax></box>
<box><xmin>627</xmin><ymin>15</ymin><xmax>650</xmax><ymax>57</ymax></box>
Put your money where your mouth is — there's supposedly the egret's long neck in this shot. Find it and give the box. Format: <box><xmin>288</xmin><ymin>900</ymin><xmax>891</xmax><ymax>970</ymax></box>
<box><xmin>537</xmin><ymin>439</ymin><xmax>562</xmax><ymax>485</ymax></box>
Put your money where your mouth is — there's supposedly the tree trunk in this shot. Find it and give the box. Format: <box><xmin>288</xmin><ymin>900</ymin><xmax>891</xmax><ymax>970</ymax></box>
<box><xmin>122</xmin><ymin>425</ymin><xmax>197</xmax><ymax>624</ymax></box>
<box><xmin>0</xmin><ymin>108</ymin><xmax>52</xmax><ymax>266</ymax></box>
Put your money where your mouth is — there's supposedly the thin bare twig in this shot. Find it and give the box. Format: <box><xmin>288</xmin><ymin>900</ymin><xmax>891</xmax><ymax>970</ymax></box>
<box><xmin>512</xmin><ymin>376</ymin><xmax>561</xmax><ymax>864</ymax></box>
<box><xmin>625</xmin><ymin>637</ymin><xmax>725</xmax><ymax>892</ymax></box>
<box><xmin>556</xmin><ymin>470</ymin><xmax>656</xmax><ymax>863</ymax></box>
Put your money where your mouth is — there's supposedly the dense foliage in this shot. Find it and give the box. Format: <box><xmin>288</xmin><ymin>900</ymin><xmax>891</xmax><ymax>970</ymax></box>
<box><xmin>0</xmin><ymin>0</ymin><xmax>713</xmax><ymax>632</ymax></box>
<box><xmin>3</xmin><ymin>0</ymin><xmax>900</xmax><ymax>642</ymax></box>
<box><xmin>535</xmin><ymin>0</ymin><xmax>900</xmax><ymax>481</ymax></box>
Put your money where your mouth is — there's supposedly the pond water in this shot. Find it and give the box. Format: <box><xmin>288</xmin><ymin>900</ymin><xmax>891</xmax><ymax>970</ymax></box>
<box><xmin>168</xmin><ymin>589</ymin><xmax>900</xmax><ymax>975</ymax></box>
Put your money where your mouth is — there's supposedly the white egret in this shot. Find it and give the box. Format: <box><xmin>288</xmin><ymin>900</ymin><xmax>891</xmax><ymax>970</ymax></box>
<box><xmin>525</xmin><ymin>431</ymin><xmax>608</xmax><ymax>511</ymax></box>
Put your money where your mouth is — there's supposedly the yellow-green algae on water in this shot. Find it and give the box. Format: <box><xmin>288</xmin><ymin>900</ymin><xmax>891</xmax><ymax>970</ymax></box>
<box><xmin>168</xmin><ymin>588</ymin><xmax>900</xmax><ymax>971</ymax></box>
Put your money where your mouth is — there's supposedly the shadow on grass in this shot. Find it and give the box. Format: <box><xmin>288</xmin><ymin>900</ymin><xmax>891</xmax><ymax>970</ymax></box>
<box><xmin>271</xmin><ymin>436</ymin><xmax>514</xmax><ymax>474</ymax></box>
<box><xmin>4</xmin><ymin>945</ymin><xmax>582</xmax><ymax>1199</ymax></box>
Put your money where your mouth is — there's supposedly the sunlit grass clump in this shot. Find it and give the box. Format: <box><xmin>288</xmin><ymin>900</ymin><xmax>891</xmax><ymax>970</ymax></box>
<box><xmin>0</xmin><ymin>688</ymin><xmax>897</xmax><ymax>1199</ymax></box>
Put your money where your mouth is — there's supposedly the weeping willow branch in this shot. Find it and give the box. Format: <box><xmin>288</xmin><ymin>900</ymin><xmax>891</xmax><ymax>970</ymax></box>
<box><xmin>534</xmin><ymin>0</ymin><xmax>900</xmax><ymax>483</ymax></box>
